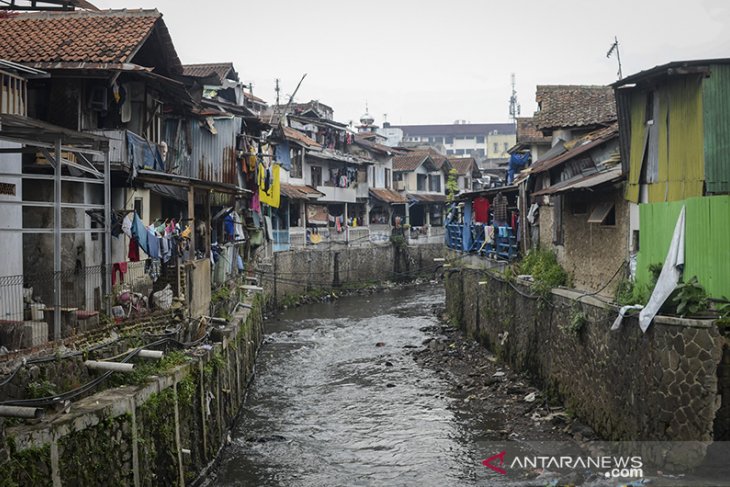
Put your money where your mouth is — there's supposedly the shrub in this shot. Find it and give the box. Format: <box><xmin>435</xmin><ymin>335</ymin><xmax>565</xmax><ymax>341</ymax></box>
<box><xmin>517</xmin><ymin>249</ymin><xmax>569</xmax><ymax>289</ymax></box>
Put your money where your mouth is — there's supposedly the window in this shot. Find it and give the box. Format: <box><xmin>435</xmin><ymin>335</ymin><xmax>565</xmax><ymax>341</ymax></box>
<box><xmin>417</xmin><ymin>174</ymin><xmax>427</xmax><ymax>191</ymax></box>
<box><xmin>385</xmin><ymin>168</ymin><xmax>391</xmax><ymax>188</ymax></box>
<box><xmin>290</xmin><ymin>148</ymin><xmax>302</xmax><ymax>178</ymax></box>
<box><xmin>493</xmin><ymin>143</ymin><xmax>499</xmax><ymax>153</ymax></box>
<box><xmin>435</xmin><ymin>137</ymin><xmax>444</xmax><ymax>144</ymax></box>
<box><xmin>456</xmin><ymin>149</ymin><xmax>465</xmax><ymax>155</ymax></box>
<box><xmin>503</xmin><ymin>142</ymin><xmax>509</xmax><ymax>152</ymax></box>
<box><xmin>476</xmin><ymin>149</ymin><xmax>485</xmax><ymax>157</ymax></box>
<box><xmin>394</xmin><ymin>172</ymin><xmax>403</xmax><ymax>182</ymax></box>
<box><xmin>311</xmin><ymin>165</ymin><xmax>322</xmax><ymax>187</ymax></box>
<box><xmin>476</xmin><ymin>136</ymin><xmax>485</xmax><ymax>144</ymax></box>
<box><xmin>445</xmin><ymin>137</ymin><xmax>454</xmax><ymax>144</ymax></box>
<box><xmin>588</xmin><ymin>202</ymin><xmax>616</xmax><ymax>226</ymax></box>
<box><xmin>446</xmin><ymin>149</ymin><xmax>454</xmax><ymax>155</ymax></box>
<box><xmin>428</xmin><ymin>174</ymin><xmax>441</xmax><ymax>192</ymax></box>
<box><xmin>134</xmin><ymin>197</ymin><xmax>143</xmax><ymax>218</ymax></box>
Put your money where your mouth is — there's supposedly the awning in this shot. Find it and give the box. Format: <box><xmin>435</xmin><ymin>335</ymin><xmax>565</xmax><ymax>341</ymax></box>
<box><xmin>408</xmin><ymin>193</ymin><xmax>446</xmax><ymax>203</ymax></box>
<box><xmin>369</xmin><ymin>188</ymin><xmax>407</xmax><ymax>204</ymax></box>
<box><xmin>135</xmin><ymin>169</ymin><xmax>251</xmax><ymax>196</ymax></box>
<box><xmin>280</xmin><ymin>183</ymin><xmax>323</xmax><ymax>200</ymax></box>
<box><xmin>532</xmin><ymin>166</ymin><xmax>623</xmax><ymax>197</ymax></box>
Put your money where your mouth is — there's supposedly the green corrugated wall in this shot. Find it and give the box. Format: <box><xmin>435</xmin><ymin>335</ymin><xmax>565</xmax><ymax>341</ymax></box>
<box><xmin>703</xmin><ymin>64</ymin><xmax>730</xmax><ymax>194</ymax></box>
<box><xmin>637</xmin><ymin>195</ymin><xmax>730</xmax><ymax>298</ymax></box>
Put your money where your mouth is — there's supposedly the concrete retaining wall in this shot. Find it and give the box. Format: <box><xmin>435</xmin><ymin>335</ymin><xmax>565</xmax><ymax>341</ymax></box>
<box><xmin>262</xmin><ymin>243</ymin><xmax>445</xmax><ymax>306</ymax></box>
<box><xmin>445</xmin><ymin>268</ymin><xmax>727</xmax><ymax>444</ymax></box>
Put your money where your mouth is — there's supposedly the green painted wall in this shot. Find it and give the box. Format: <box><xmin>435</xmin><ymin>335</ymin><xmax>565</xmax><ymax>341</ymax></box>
<box><xmin>637</xmin><ymin>195</ymin><xmax>730</xmax><ymax>298</ymax></box>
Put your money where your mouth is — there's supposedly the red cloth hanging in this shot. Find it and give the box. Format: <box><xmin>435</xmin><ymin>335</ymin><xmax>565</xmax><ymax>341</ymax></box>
<box><xmin>128</xmin><ymin>238</ymin><xmax>140</xmax><ymax>262</ymax></box>
<box><xmin>473</xmin><ymin>196</ymin><xmax>490</xmax><ymax>223</ymax></box>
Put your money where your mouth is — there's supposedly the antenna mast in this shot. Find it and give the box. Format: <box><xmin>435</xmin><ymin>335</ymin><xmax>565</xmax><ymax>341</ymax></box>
<box><xmin>607</xmin><ymin>36</ymin><xmax>623</xmax><ymax>79</ymax></box>
<box><xmin>508</xmin><ymin>73</ymin><xmax>520</xmax><ymax>124</ymax></box>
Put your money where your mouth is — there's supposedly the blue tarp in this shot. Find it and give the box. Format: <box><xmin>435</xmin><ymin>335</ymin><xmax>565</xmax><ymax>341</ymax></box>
<box><xmin>507</xmin><ymin>152</ymin><xmax>531</xmax><ymax>184</ymax></box>
<box><xmin>275</xmin><ymin>141</ymin><xmax>292</xmax><ymax>171</ymax></box>
<box><xmin>127</xmin><ymin>131</ymin><xmax>164</xmax><ymax>171</ymax></box>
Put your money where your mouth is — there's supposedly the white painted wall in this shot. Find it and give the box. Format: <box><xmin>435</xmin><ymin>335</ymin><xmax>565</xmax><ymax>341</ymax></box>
<box><xmin>0</xmin><ymin>141</ymin><xmax>23</xmax><ymax>320</ymax></box>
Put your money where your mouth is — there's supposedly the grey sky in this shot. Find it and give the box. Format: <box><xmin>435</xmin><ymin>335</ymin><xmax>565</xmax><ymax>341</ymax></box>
<box><xmin>93</xmin><ymin>0</ymin><xmax>730</xmax><ymax>127</ymax></box>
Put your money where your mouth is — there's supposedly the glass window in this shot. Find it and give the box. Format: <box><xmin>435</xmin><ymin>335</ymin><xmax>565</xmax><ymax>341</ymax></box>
<box><xmin>476</xmin><ymin>136</ymin><xmax>485</xmax><ymax>144</ymax></box>
<box><xmin>476</xmin><ymin>149</ymin><xmax>485</xmax><ymax>157</ymax></box>
<box><xmin>417</xmin><ymin>174</ymin><xmax>427</xmax><ymax>191</ymax></box>
<box><xmin>503</xmin><ymin>142</ymin><xmax>509</xmax><ymax>152</ymax></box>
<box><xmin>493</xmin><ymin>143</ymin><xmax>498</xmax><ymax>153</ymax></box>
<box><xmin>445</xmin><ymin>137</ymin><xmax>454</xmax><ymax>144</ymax></box>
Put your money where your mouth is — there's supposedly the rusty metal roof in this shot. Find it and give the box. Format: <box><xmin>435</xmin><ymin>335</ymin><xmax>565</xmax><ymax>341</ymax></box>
<box><xmin>408</xmin><ymin>193</ymin><xmax>446</xmax><ymax>203</ymax></box>
<box><xmin>530</xmin><ymin>124</ymin><xmax>618</xmax><ymax>174</ymax></box>
<box><xmin>280</xmin><ymin>183</ymin><xmax>323</xmax><ymax>200</ymax></box>
<box><xmin>369</xmin><ymin>188</ymin><xmax>407</xmax><ymax>204</ymax></box>
<box><xmin>532</xmin><ymin>165</ymin><xmax>623</xmax><ymax>196</ymax></box>
<box><xmin>282</xmin><ymin>126</ymin><xmax>321</xmax><ymax>148</ymax></box>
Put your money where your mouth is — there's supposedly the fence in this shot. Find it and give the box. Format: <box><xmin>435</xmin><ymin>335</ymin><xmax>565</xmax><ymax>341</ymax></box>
<box><xmin>0</xmin><ymin>260</ymin><xmax>169</xmax><ymax>349</ymax></box>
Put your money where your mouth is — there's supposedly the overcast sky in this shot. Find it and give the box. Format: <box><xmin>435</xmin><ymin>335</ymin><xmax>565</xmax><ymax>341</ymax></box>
<box><xmin>94</xmin><ymin>0</ymin><xmax>730</xmax><ymax>127</ymax></box>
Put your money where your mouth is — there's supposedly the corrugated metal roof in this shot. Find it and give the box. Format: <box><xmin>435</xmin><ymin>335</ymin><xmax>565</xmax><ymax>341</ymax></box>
<box><xmin>408</xmin><ymin>193</ymin><xmax>446</xmax><ymax>203</ymax></box>
<box><xmin>188</xmin><ymin>116</ymin><xmax>241</xmax><ymax>185</ymax></box>
<box><xmin>282</xmin><ymin>126</ymin><xmax>320</xmax><ymax>148</ymax></box>
<box><xmin>280</xmin><ymin>183</ymin><xmax>323</xmax><ymax>200</ymax></box>
<box><xmin>612</xmin><ymin>58</ymin><xmax>730</xmax><ymax>88</ymax></box>
<box><xmin>532</xmin><ymin>166</ymin><xmax>622</xmax><ymax>196</ymax></box>
<box><xmin>370</xmin><ymin>188</ymin><xmax>407</xmax><ymax>204</ymax></box>
<box><xmin>530</xmin><ymin>124</ymin><xmax>618</xmax><ymax>174</ymax></box>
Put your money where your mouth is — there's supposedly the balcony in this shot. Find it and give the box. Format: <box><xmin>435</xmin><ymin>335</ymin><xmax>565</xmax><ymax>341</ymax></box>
<box><xmin>315</xmin><ymin>185</ymin><xmax>357</xmax><ymax>203</ymax></box>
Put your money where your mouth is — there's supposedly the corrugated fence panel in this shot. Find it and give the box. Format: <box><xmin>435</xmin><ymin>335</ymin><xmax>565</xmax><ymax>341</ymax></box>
<box><xmin>637</xmin><ymin>195</ymin><xmax>730</xmax><ymax>298</ymax></box>
<box><xmin>626</xmin><ymin>90</ymin><xmax>646</xmax><ymax>203</ymax></box>
<box><xmin>647</xmin><ymin>76</ymin><xmax>704</xmax><ymax>203</ymax></box>
<box><xmin>190</xmin><ymin>117</ymin><xmax>241</xmax><ymax>185</ymax></box>
<box><xmin>703</xmin><ymin>64</ymin><xmax>730</xmax><ymax>195</ymax></box>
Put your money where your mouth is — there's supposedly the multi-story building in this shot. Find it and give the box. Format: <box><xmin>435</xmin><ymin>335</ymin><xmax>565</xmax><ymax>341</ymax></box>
<box><xmin>381</xmin><ymin>122</ymin><xmax>515</xmax><ymax>161</ymax></box>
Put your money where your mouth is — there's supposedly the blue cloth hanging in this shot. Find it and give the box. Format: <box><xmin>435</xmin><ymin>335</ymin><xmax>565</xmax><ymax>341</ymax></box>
<box><xmin>275</xmin><ymin>142</ymin><xmax>292</xmax><ymax>171</ymax></box>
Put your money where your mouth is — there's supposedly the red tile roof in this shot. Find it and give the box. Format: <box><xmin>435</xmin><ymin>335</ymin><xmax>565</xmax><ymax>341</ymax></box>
<box><xmin>392</xmin><ymin>152</ymin><xmax>429</xmax><ymax>172</ymax></box>
<box><xmin>534</xmin><ymin>85</ymin><xmax>616</xmax><ymax>131</ymax></box>
<box><xmin>0</xmin><ymin>9</ymin><xmax>181</xmax><ymax>73</ymax></box>
<box><xmin>447</xmin><ymin>157</ymin><xmax>480</xmax><ymax>176</ymax></box>
<box><xmin>181</xmin><ymin>62</ymin><xmax>236</xmax><ymax>82</ymax></box>
<box><xmin>516</xmin><ymin>117</ymin><xmax>551</xmax><ymax>144</ymax></box>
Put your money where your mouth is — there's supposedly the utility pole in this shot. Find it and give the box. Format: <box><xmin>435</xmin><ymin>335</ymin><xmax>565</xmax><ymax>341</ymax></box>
<box><xmin>275</xmin><ymin>78</ymin><xmax>280</xmax><ymax>107</ymax></box>
<box><xmin>607</xmin><ymin>36</ymin><xmax>623</xmax><ymax>80</ymax></box>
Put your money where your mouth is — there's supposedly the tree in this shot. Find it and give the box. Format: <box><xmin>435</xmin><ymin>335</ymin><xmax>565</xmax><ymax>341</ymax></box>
<box><xmin>446</xmin><ymin>168</ymin><xmax>459</xmax><ymax>203</ymax></box>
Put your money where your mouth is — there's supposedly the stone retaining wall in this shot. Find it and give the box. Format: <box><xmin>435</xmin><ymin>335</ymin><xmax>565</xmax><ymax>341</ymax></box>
<box><xmin>0</xmin><ymin>293</ymin><xmax>264</xmax><ymax>486</ymax></box>
<box><xmin>445</xmin><ymin>268</ymin><xmax>727</xmax><ymax>444</ymax></box>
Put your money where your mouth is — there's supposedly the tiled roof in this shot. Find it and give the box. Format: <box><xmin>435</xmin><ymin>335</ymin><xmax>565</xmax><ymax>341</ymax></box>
<box><xmin>181</xmin><ymin>62</ymin><xmax>236</xmax><ymax>82</ymax></box>
<box><xmin>534</xmin><ymin>85</ymin><xmax>616</xmax><ymax>131</ymax></box>
<box><xmin>408</xmin><ymin>193</ymin><xmax>446</xmax><ymax>203</ymax></box>
<box><xmin>244</xmin><ymin>91</ymin><xmax>267</xmax><ymax>104</ymax></box>
<box><xmin>0</xmin><ymin>9</ymin><xmax>181</xmax><ymax>73</ymax></box>
<box><xmin>370</xmin><ymin>188</ymin><xmax>408</xmax><ymax>204</ymax></box>
<box><xmin>392</xmin><ymin>153</ymin><xmax>429</xmax><ymax>172</ymax></box>
<box><xmin>353</xmin><ymin>134</ymin><xmax>391</xmax><ymax>155</ymax></box>
<box><xmin>393</xmin><ymin>123</ymin><xmax>515</xmax><ymax>137</ymax></box>
<box><xmin>282</xmin><ymin>126</ymin><xmax>320</xmax><ymax>148</ymax></box>
<box><xmin>516</xmin><ymin>117</ymin><xmax>551</xmax><ymax>144</ymax></box>
<box><xmin>447</xmin><ymin>157</ymin><xmax>479</xmax><ymax>176</ymax></box>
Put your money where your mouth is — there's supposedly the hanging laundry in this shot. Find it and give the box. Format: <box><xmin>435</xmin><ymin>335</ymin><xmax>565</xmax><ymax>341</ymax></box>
<box><xmin>473</xmin><ymin>196</ymin><xmax>490</xmax><ymax>223</ymax></box>
<box><xmin>147</xmin><ymin>230</ymin><xmax>160</xmax><ymax>260</ymax></box>
<box><xmin>258</xmin><ymin>162</ymin><xmax>280</xmax><ymax>208</ymax></box>
<box><xmin>251</xmin><ymin>191</ymin><xmax>261</xmax><ymax>213</ymax></box>
<box><xmin>128</xmin><ymin>238</ymin><xmax>140</xmax><ymax>262</ymax></box>
<box><xmin>275</xmin><ymin>141</ymin><xmax>292</xmax><ymax>171</ymax></box>
<box><xmin>121</xmin><ymin>212</ymin><xmax>133</xmax><ymax>238</ymax></box>
<box><xmin>130</xmin><ymin>212</ymin><xmax>150</xmax><ymax>255</ymax></box>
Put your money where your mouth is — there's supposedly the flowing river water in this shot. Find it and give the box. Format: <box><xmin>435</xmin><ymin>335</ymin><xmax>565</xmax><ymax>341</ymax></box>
<box><xmin>211</xmin><ymin>283</ymin><xmax>510</xmax><ymax>486</ymax></box>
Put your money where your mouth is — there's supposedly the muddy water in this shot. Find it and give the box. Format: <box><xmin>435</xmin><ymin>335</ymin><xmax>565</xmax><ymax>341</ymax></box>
<box><xmin>211</xmin><ymin>284</ymin><xmax>510</xmax><ymax>486</ymax></box>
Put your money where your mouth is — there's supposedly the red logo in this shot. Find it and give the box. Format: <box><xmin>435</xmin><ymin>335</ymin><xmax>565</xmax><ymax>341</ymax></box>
<box><xmin>482</xmin><ymin>451</ymin><xmax>507</xmax><ymax>475</ymax></box>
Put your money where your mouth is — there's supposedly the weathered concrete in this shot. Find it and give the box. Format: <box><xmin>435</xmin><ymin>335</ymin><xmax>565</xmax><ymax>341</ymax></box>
<box><xmin>445</xmin><ymin>268</ymin><xmax>726</xmax><ymax>451</ymax></box>
<box><xmin>0</xmin><ymin>292</ymin><xmax>264</xmax><ymax>486</ymax></box>
<box><xmin>261</xmin><ymin>243</ymin><xmax>445</xmax><ymax>306</ymax></box>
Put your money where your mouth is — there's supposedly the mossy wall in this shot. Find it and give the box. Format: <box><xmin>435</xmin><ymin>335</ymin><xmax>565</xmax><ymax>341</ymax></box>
<box><xmin>0</xmin><ymin>293</ymin><xmax>264</xmax><ymax>486</ymax></box>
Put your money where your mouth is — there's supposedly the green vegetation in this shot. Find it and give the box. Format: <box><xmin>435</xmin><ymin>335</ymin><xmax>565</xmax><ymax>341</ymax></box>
<box><xmin>26</xmin><ymin>380</ymin><xmax>57</xmax><ymax>399</ymax></box>
<box><xmin>615</xmin><ymin>278</ymin><xmax>651</xmax><ymax>306</ymax></box>
<box><xmin>517</xmin><ymin>249</ymin><xmax>569</xmax><ymax>294</ymax></box>
<box><xmin>562</xmin><ymin>304</ymin><xmax>588</xmax><ymax>336</ymax></box>
<box><xmin>0</xmin><ymin>443</ymin><xmax>51</xmax><ymax>487</ymax></box>
<box><xmin>672</xmin><ymin>276</ymin><xmax>709</xmax><ymax>317</ymax></box>
<box><xmin>446</xmin><ymin>168</ymin><xmax>459</xmax><ymax>203</ymax></box>
<box><xmin>108</xmin><ymin>349</ymin><xmax>190</xmax><ymax>387</ymax></box>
